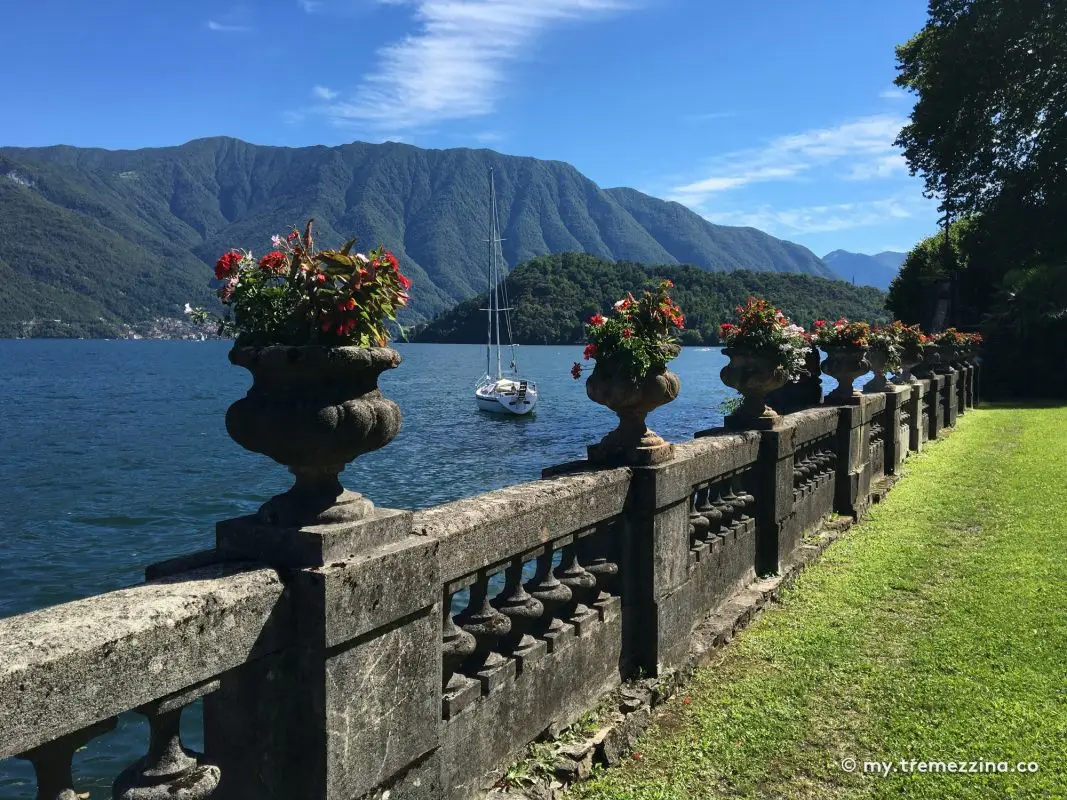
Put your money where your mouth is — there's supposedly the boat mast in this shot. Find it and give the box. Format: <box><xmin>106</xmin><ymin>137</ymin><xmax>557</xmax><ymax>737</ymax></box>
<box><xmin>491</xmin><ymin>169</ymin><xmax>502</xmax><ymax>379</ymax></box>
<box><xmin>486</xmin><ymin>169</ymin><xmax>493</xmax><ymax>379</ymax></box>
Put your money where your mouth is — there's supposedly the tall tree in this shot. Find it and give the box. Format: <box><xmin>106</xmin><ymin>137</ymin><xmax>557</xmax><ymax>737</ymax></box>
<box><xmin>895</xmin><ymin>0</ymin><xmax>1067</xmax><ymax>261</ymax></box>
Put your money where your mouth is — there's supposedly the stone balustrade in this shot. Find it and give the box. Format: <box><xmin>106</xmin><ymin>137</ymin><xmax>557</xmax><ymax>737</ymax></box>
<box><xmin>0</xmin><ymin>362</ymin><xmax>979</xmax><ymax>800</ymax></box>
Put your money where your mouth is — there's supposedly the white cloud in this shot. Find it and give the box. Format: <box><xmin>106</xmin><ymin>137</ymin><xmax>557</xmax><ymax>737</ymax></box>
<box><xmin>842</xmin><ymin>153</ymin><xmax>908</xmax><ymax>181</ymax></box>
<box><xmin>705</xmin><ymin>196</ymin><xmax>929</xmax><ymax>236</ymax></box>
<box><xmin>312</xmin><ymin>85</ymin><xmax>340</xmax><ymax>100</ymax></box>
<box><xmin>298</xmin><ymin>0</ymin><xmax>323</xmax><ymax>12</ymax></box>
<box><xmin>206</xmin><ymin>20</ymin><xmax>250</xmax><ymax>32</ymax></box>
<box><xmin>880</xmin><ymin>86</ymin><xmax>908</xmax><ymax>100</ymax></box>
<box><xmin>313</xmin><ymin>0</ymin><xmax>632</xmax><ymax>131</ymax></box>
<box><xmin>667</xmin><ymin>114</ymin><xmax>908</xmax><ymax>204</ymax></box>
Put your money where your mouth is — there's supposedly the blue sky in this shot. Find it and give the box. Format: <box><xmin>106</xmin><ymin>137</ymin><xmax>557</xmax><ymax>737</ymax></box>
<box><xmin>3</xmin><ymin>0</ymin><xmax>938</xmax><ymax>256</ymax></box>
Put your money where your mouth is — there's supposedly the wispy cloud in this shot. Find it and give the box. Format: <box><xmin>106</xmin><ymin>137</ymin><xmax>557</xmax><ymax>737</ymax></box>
<box><xmin>842</xmin><ymin>153</ymin><xmax>908</xmax><ymax>181</ymax></box>
<box><xmin>667</xmin><ymin>114</ymin><xmax>908</xmax><ymax>205</ymax></box>
<box><xmin>206</xmin><ymin>20</ymin><xmax>251</xmax><ymax>32</ymax></box>
<box><xmin>312</xmin><ymin>0</ymin><xmax>633</xmax><ymax>131</ymax></box>
<box><xmin>312</xmin><ymin>85</ymin><xmax>339</xmax><ymax>100</ymax></box>
<box><xmin>705</xmin><ymin>195</ymin><xmax>930</xmax><ymax>236</ymax></box>
<box><xmin>880</xmin><ymin>86</ymin><xmax>908</xmax><ymax>101</ymax></box>
<box><xmin>298</xmin><ymin>0</ymin><xmax>323</xmax><ymax>12</ymax></box>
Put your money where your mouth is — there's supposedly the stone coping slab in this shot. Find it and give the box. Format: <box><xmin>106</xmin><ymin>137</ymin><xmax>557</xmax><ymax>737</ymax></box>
<box><xmin>0</xmin><ymin>563</ymin><xmax>289</xmax><ymax>757</ymax></box>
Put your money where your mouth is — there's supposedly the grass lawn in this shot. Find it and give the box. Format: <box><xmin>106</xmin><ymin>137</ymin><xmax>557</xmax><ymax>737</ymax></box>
<box><xmin>570</xmin><ymin>405</ymin><xmax>1067</xmax><ymax>799</ymax></box>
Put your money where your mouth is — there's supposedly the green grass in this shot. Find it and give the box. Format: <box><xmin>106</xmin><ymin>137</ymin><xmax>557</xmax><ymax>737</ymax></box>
<box><xmin>570</xmin><ymin>405</ymin><xmax>1067</xmax><ymax>799</ymax></box>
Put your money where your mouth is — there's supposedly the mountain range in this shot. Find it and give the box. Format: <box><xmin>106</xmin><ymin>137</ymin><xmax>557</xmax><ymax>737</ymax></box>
<box><xmin>0</xmin><ymin>137</ymin><xmax>842</xmax><ymax>337</ymax></box>
<box><xmin>821</xmin><ymin>250</ymin><xmax>907</xmax><ymax>291</ymax></box>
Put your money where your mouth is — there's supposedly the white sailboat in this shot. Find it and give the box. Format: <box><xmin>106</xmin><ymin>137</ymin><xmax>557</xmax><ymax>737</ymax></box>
<box><xmin>474</xmin><ymin>168</ymin><xmax>539</xmax><ymax>416</ymax></box>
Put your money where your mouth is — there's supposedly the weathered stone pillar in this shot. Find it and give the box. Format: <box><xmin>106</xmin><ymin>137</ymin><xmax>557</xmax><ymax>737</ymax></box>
<box><xmin>833</xmin><ymin>394</ymin><xmax>883</xmax><ymax>517</ymax></box>
<box><xmin>944</xmin><ymin>370</ymin><xmax>959</xmax><ymax>428</ymax></box>
<box><xmin>882</xmin><ymin>385</ymin><xmax>911</xmax><ymax>475</ymax></box>
<box><xmin>626</xmin><ymin>464</ymin><xmax>698</xmax><ymax>675</ymax></box>
<box><xmin>927</xmin><ymin>376</ymin><xmax>944</xmax><ymax>441</ymax></box>
<box><xmin>906</xmin><ymin>380</ymin><xmax>924</xmax><ymax>453</ymax></box>
<box><xmin>753</xmin><ymin>422</ymin><xmax>798</xmax><ymax>575</ymax></box>
<box><xmin>208</xmin><ymin>512</ymin><xmax>443</xmax><ymax>799</ymax></box>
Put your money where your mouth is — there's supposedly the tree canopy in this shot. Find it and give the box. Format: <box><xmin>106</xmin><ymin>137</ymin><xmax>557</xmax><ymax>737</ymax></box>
<box><xmin>895</xmin><ymin>0</ymin><xmax>1067</xmax><ymax>260</ymax></box>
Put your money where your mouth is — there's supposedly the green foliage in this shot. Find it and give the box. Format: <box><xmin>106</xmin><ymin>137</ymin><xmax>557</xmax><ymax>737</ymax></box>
<box><xmin>576</xmin><ymin>281</ymin><xmax>682</xmax><ymax>382</ymax></box>
<box><xmin>417</xmin><ymin>253</ymin><xmax>890</xmax><ymax>345</ymax></box>
<box><xmin>0</xmin><ymin>138</ymin><xmax>837</xmax><ymax>336</ymax></box>
<box><xmin>886</xmin><ymin>217</ymin><xmax>974</xmax><ymax>325</ymax></box>
<box><xmin>718</xmin><ymin>297</ymin><xmax>812</xmax><ymax>381</ymax></box>
<box><xmin>196</xmin><ymin>223</ymin><xmax>412</xmax><ymax>346</ymax></box>
<box><xmin>895</xmin><ymin>0</ymin><xmax>1067</xmax><ymax>257</ymax></box>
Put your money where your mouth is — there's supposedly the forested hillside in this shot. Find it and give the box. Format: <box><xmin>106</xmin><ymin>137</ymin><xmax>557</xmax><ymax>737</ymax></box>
<box><xmin>415</xmin><ymin>253</ymin><xmax>889</xmax><ymax>345</ymax></box>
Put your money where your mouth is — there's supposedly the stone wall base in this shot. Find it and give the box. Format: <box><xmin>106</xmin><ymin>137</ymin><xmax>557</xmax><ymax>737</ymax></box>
<box><xmin>486</xmin><ymin>475</ymin><xmax>899</xmax><ymax>799</ymax></box>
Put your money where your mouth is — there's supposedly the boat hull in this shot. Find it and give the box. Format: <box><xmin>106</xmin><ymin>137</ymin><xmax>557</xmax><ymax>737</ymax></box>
<box><xmin>475</xmin><ymin>379</ymin><xmax>538</xmax><ymax>416</ymax></box>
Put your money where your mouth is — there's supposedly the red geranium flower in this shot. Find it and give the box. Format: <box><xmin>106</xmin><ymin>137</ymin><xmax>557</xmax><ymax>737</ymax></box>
<box><xmin>398</xmin><ymin>272</ymin><xmax>412</xmax><ymax>290</ymax></box>
<box><xmin>622</xmin><ymin>327</ymin><xmax>633</xmax><ymax>339</ymax></box>
<box><xmin>214</xmin><ymin>250</ymin><xmax>242</xmax><ymax>280</ymax></box>
<box><xmin>570</xmin><ymin>362</ymin><xmax>582</xmax><ymax>380</ymax></box>
<box><xmin>583</xmin><ymin>343</ymin><xmax>598</xmax><ymax>360</ymax></box>
<box><xmin>589</xmin><ymin>313</ymin><xmax>606</xmax><ymax>326</ymax></box>
<box><xmin>258</xmin><ymin>250</ymin><xmax>287</xmax><ymax>274</ymax></box>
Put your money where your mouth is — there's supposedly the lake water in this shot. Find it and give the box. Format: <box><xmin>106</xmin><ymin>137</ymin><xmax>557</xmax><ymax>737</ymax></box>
<box><xmin>0</xmin><ymin>341</ymin><xmax>847</xmax><ymax>796</ymax></box>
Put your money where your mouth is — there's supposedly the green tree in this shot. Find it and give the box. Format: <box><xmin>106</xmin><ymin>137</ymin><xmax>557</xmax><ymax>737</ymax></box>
<box><xmin>895</xmin><ymin>0</ymin><xmax>1067</xmax><ymax>262</ymax></box>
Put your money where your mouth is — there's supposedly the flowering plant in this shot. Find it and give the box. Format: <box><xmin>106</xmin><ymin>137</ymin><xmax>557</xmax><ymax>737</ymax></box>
<box><xmin>718</xmin><ymin>297</ymin><xmax>811</xmax><ymax>382</ymax></box>
<box><xmin>187</xmin><ymin>219</ymin><xmax>411</xmax><ymax>347</ymax></box>
<box><xmin>932</xmin><ymin>327</ymin><xmax>967</xmax><ymax>346</ymax></box>
<box><xmin>867</xmin><ymin>323</ymin><xmax>904</xmax><ymax>372</ymax></box>
<box><xmin>966</xmin><ymin>332</ymin><xmax>983</xmax><ymax>346</ymax></box>
<box><xmin>894</xmin><ymin>321</ymin><xmax>929</xmax><ymax>358</ymax></box>
<box><xmin>810</xmin><ymin>318</ymin><xmax>871</xmax><ymax>348</ymax></box>
<box><xmin>571</xmin><ymin>280</ymin><xmax>683</xmax><ymax>382</ymax></box>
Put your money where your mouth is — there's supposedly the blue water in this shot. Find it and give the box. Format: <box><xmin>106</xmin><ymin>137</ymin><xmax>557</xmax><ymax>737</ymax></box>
<box><xmin>0</xmin><ymin>341</ymin><xmax>749</xmax><ymax>796</ymax></box>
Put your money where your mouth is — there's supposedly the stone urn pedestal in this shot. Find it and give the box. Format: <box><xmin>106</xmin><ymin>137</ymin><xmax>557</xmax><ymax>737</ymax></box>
<box><xmin>216</xmin><ymin>345</ymin><xmax>410</xmax><ymax>567</ymax></box>
<box><xmin>893</xmin><ymin>347</ymin><xmax>924</xmax><ymax>385</ymax></box>
<box><xmin>863</xmin><ymin>346</ymin><xmax>891</xmax><ymax>393</ymax></box>
<box><xmin>822</xmin><ymin>345</ymin><xmax>869</xmax><ymax>404</ymax></box>
<box><xmin>586</xmin><ymin>365</ymin><xmax>679</xmax><ymax>466</ymax></box>
<box><xmin>932</xmin><ymin>343</ymin><xmax>958</xmax><ymax>374</ymax></box>
<box><xmin>720</xmin><ymin>347</ymin><xmax>789</xmax><ymax>429</ymax></box>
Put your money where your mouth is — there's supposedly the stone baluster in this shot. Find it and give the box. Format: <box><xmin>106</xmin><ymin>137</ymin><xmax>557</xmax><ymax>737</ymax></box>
<box><xmin>491</xmin><ymin>558</ymin><xmax>545</xmax><ymax>671</ymax></box>
<box><xmin>688</xmin><ymin>485</ymin><xmax>712</xmax><ymax>544</ymax></box>
<box><xmin>578</xmin><ymin>527</ymin><xmax>620</xmax><ymax>617</ymax></box>
<box><xmin>554</xmin><ymin>541</ymin><xmax>598</xmax><ymax>634</ymax></box>
<box><xmin>455</xmin><ymin>572</ymin><xmax>513</xmax><ymax>693</ymax></box>
<box><xmin>713</xmin><ymin>489</ymin><xmax>733</xmax><ymax>537</ymax></box>
<box><xmin>113</xmin><ymin>681</ymin><xmax>221</xmax><ymax>799</ymax></box>
<box><xmin>441</xmin><ymin>587</ymin><xmax>481</xmax><ymax>719</ymax></box>
<box><xmin>16</xmin><ymin>719</ymin><xmax>116</xmax><ymax>800</ymax></box>
<box><xmin>697</xmin><ymin>485</ymin><xmax>722</xmax><ymax>544</ymax></box>
<box><xmin>725</xmin><ymin>484</ymin><xmax>746</xmax><ymax>534</ymax></box>
<box><xmin>442</xmin><ymin>589</ymin><xmax>476</xmax><ymax>692</ymax></box>
<box><xmin>523</xmin><ymin>545</ymin><xmax>574</xmax><ymax>652</ymax></box>
<box><xmin>737</xmin><ymin>483</ymin><xmax>756</xmax><ymax>522</ymax></box>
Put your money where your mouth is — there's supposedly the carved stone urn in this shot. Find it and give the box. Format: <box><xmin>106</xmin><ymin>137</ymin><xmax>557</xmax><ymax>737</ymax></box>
<box><xmin>586</xmin><ymin>364</ymin><xmax>680</xmax><ymax>465</ymax></box>
<box><xmin>821</xmin><ymin>345</ymin><xmax>869</xmax><ymax>403</ymax></box>
<box><xmin>932</xmin><ymin>343</ymin><xmax>958</xmax><ymax>373</ymax></box>
<box><xmin>226</xmin><ymin>346</ymin><xmax>402</xmax><ymax>529</ymax></box>
<box><xmin>863</xmin><ymin>346</ymin><xmax>891</xmax><ymax>393</ymax></box>
<box><xmin>894</xmin><ymin>346</ymin><xmax>924</xmax><ymax>384</ymax></box>
<box><xmin>719</xmin><ymin>347</ymin><xmax>789</xmax><ymax>428</ymax></box>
